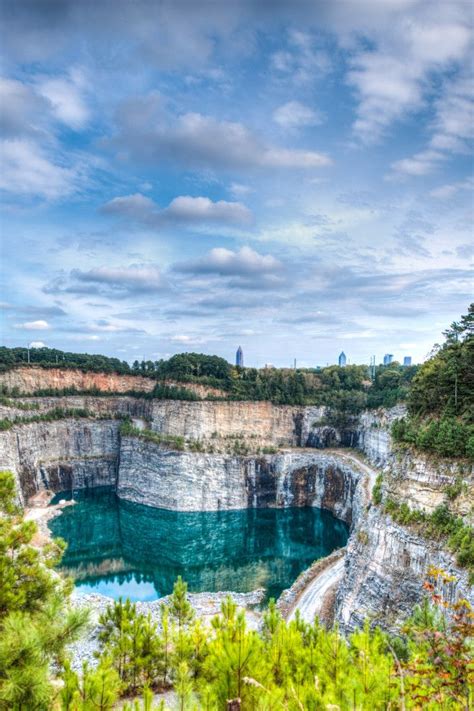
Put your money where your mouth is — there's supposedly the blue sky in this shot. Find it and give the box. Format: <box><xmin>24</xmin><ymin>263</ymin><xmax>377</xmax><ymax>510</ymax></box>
<box><xmin>0</xmin><ymin>0</ymin><xmax>472</xmax><ymax>367</ymax></box>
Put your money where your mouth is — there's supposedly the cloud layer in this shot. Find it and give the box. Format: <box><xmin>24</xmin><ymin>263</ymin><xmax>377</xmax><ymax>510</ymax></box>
<box><xmin>1</xmin><ymin>0</ymin><xmax>472</xmax><ymax>366</ymax></box>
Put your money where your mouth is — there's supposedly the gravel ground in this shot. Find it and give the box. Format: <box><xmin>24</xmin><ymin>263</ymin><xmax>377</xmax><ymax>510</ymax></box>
<box><xmin>68</xmin><ymin>588</ymin><xmax>265</xmax><ymax>671</ymax></box>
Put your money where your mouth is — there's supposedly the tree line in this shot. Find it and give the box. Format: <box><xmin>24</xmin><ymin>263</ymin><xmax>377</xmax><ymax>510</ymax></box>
<box><xmin>0</xmin><ymin>346</ymin><xmax>419</xmax><ymax>410</ymax></box>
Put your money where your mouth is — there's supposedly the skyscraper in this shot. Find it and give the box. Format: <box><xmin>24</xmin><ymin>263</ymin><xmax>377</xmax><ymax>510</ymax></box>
<box><xmin>403</xmin><ymin>356</ymin><xmax>412</xmax><ymax>366</ymax></box>
<box><xmin>338</xmin><ymin>351</ymin><xmax>347</xmax><ymax>367</ymax></box>
<box><xmin>236</xmin><ymin>346</ymin><xmax>244</xmax><ymax>367</ymax></box>
<box><xmin>383</xmin><ymin>353</ymin><xmax>394</xmax><ymax>365</ymax></box>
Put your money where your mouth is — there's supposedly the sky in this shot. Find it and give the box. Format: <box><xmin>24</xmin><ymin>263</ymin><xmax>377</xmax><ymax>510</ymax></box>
<box><xmin>0</xmin><ymin>0</ymin><xmax>473</xmax><ymax>368</ymax></box>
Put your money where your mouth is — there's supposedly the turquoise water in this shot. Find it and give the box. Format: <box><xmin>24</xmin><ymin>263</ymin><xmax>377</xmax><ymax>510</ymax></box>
<box><xmin>49</xmin><ymin>488</ymin><xmax>348</xmax><ymax>601</ymax></box>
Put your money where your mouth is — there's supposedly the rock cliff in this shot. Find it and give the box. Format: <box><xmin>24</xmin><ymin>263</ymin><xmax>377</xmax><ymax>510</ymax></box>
<box><xmin>149</xmin><ymin>400</ymin><xmax>323</xmax><ymax>448</ymax></box>
<box><xmin>118</xmin><ymin>439</ymin><xmax>364</xmax><ymax>522</ymax></box>
<box><xmin>335</xmin><ymin>507</ymin><xmax>473</xmax><ymax>632</ymax></box>
<box><xmin>0</xmin><ymin>420</ymin><xmax>120</xmax><ymax>503</ymax></box>
<box><xmin>0</xmin><ymin>366</ymin><xmax>155</xmax><ymax>394</ymax></box>
<box><xmin>0</xmin><ymin>366</ymin><xmax>228</xmax><ymax>399</ymax></box>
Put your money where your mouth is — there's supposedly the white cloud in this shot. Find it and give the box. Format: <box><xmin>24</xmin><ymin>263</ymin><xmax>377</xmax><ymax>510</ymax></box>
<box><xmin>113</xmin><ymin>98</ymin><xmax>332</xmax><ymax>170</ymax></box>
<box><xmin>390</xmin><ymin>150</ymin><xmax>444</xmax><ymax>177</ymax></box>
<box><xmin>73</xmin><ymin>265</ymin><xmax>164</xmax><ymax>293</ymax></box>
<box><xmin>37</xmin><ymin>68</ymin><xmax>90</xmax><ymax>129</ymax></box>
<box><xmin>103</xmin><ymin>193</ymin><xmax>252</xmax><ymax>225</ymax></box>
<box><xmin>273</xmin><ymin>101</ymin><xmax>323</xmax><ymax>130</ymax></box>
<box><xmin>389</xmin><ymin>75</ymin><xmax>474</xmax><ymax>178</ymax></box>
<box><xmin>0</xmin><ymin>77</ymin><xmax>49</xmax><ymax>137</ymax></box>
<box><xmin>270</xmin><ymin>29</ymin><xmax>330</xmax><ymax>85</ymax></box>
<box><xmin>430</xmin><ymin>75</ymin><xmax>474</xmax><ymax>153</ymax></box>
<box><xmin>345</xmin><ymin>3</ymin><xmax>472</xmax><ymax>143</ymax></box>
<box><xmin>15</xmin><ymin>320</ymin><xmax>50</xmax><ymax>330</ymax></box>
<box><xmin>165</xmin><ymin>196</ymin><xmax>252</xmax><ymax>223</ymax></box>
<box><xmin>228</xmin><ymin>182</ymin><xmax>253</xmax><ymax>198</ymax></box>
<box><xmin>177</xmin><ymin>246</ymin><xmax>282</xmax><ymax>276</ymax></box>
<box><xmin>429</xmin><ymin>177</ymin><xmax>474</xmax><ymax>199</ymax></box>
<box><xmin>0</xmin><ymin>139</ymin><xmax>75</xmax><ymax>199</ymax></box>
<box><xmin>29</xmin><ymin>341</ymin><xmax>47</xmax><ymax>347</ymax></box>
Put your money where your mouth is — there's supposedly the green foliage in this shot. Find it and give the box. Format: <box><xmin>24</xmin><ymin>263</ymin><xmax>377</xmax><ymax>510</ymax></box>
<box><xmin>120</xmin><ymin>420</ymin><xmax>185</xmax><ymax>451</ymax></box>
<box><xmin>151</xmin><ymin>383</ymin><xmax>200</xmax><ymax>401</ymax></box>
<box><xmin>0</xmin><ymin>471</ymin><xmax>88</xmax><ymax>710</ymax></box>
<box><xmin>60</xmin><ymin>659</ymin><xmax>121</xmax><ymax>710</ymax></box>
<box><xmin>390</xmin><ymin>305</ymin><xmax>474</xmax><ymax>460</ymax></box>
<box><xmin>408</xmin><ymin>304</ymin><xmax>473</xmax><ymax>420</ymax></box>
<box><xmin>402</xmin><ymin>569</ymin><xmax>474</xmax><ymax>708</ymax></box>
<box><xmin>89</xmin><ymin>582</ymin><xmax>474</xmax><ymax>709</ymax></box>
<box><xmin>154</xmin><ymin>352</ymin><xmax>232</xmax><ymax>383</ymax></box>
<box><xmin>97</xmin><ymin>599</ymin><xmax>164</xmax><ymax>695</ymax></box>
<box><xmin>0</xmin><ymin>407</ymin><xmax>97</xmax><ymax>433</ymax></box>
<box><xmin>366</xmin><ymin>363</ymin><xmax>419</xmax><ymax>409</ymax></box>
<box><xmin>0</xmin><ymin>346</ymin><xmax>132</xmax><ymax>375</ymax></box>
<box><xmin>372</xmin><ymin>474</ymin><xmax>383</xmax><ymax>505</ymax></box>
<box><xmin>392</xmin><ymin>415</ymin><xmax>474</xmax><ymax>459</ymax></box>
<box><xmin>0</xmin><ymin>395</ymin><xmax>39</xmax><ymax>410</ymax></box>
<box><xmin>0</xmin><ymin>346</ymin><xmax>418</xmax><ymax>411</ymax></box>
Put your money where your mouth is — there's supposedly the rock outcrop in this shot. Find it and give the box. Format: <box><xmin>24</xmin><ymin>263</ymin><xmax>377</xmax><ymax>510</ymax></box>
<box><xmin>118</xmin><ymin>439</ymin><xmax>364</xmax><ymax>522</ymax></box>
<box><xmin>149</xmin><ymin>400</ymin><xmax>323</xmax><ymax>448</ymax></box>
<box><xmin>335</xmin><ymin>507</ymin><xmax>473</xmax><ymax>632</ymax></box>
<box><xmin>0</xmin><ymin>420</ymin><xmax>120</xmax><ymax>503</ymax></box>
<box><xmin>0</xmin><ymin>366</ymin><xmax>229</xmax><ymax>399</ymax></box>
<box><xmin>0</xmin><ymin>366</ymin><xmax>155</xmax><ymax>395</ymax></box>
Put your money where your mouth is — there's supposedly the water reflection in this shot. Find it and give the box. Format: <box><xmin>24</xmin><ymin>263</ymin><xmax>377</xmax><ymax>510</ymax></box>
<box><xmin>49</xmin><ymin>488</ymin><xmax>348</xmax><ymax>601</ymax></box>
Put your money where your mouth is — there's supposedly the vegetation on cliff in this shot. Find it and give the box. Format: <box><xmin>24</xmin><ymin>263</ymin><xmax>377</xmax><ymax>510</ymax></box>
<box><xmin>0</xmin><ymin>471</ymin><xmax>472</xmax><ymax>709</ymax></box>
<box><xmin>392</xmin><ymin>305</ymin><xmax>474</xmax><ymax>459</ymax></box>
<box><xmin>384</xmin><ymin>499</ymin><xmax>474</xmax><ymax>584</ymax></box>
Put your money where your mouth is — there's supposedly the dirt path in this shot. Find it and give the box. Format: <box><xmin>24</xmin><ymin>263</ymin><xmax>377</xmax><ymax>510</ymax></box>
<box><xmin>286</xmin><ymin>448</ymin><xmax>380</xmax><ymax>623</ymax></box>
<box><xmin>288</xmin><ymin>555</ymin><xmax>345</xmax><ymax>623</ymax></box>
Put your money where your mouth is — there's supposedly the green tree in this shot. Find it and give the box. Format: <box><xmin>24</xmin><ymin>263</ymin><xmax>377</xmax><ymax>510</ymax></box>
<box><xmin>0</xmin><ymin>470</ymin><xmax>87</xmax><ymax>710</ymax></box>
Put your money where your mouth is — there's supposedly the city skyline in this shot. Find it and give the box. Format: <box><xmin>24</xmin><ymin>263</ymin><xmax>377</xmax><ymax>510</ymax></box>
<box><xmin>1</xmin><ymin>1</ymin><xmax>472</xmax><ymax>367</ymax></box>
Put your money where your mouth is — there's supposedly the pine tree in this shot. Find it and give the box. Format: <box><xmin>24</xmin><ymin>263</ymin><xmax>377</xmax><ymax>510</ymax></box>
<box><xmin>0</xmin><ymin>470</ymin><xmax>88</xmax><ymax>710</ymax></box>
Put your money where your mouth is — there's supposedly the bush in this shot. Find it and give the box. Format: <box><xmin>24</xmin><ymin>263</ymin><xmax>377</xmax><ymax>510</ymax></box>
<box><xmin>372</xmin><ymin>474</ymin><xmax>383</xmax><ymax>505</ymax></box>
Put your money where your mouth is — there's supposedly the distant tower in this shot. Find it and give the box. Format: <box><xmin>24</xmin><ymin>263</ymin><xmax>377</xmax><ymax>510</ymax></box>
<box><xmin>383</xmin><ymin>353</ymin><xmax>394</xmax><ymax>366</ymax></box>
<box><xmin>236</xmin><ymin>346</ymin><xmax>244</xmax><ymax>367</ymax></box>
<box><xmin>403</xmin><ymin>356</ymin><xmax>412</xmax><ymax>367</ymax></box>
<box><xmin>338</xmin><ymin>351</ymin><xmax>347</xmax><ymax>367</ymax></box>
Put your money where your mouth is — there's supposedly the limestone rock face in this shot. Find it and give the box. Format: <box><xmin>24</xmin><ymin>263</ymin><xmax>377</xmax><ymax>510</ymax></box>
<box><xmin>117</xmin><ymin>439</ymin><xmax>363</xmax><ymax>523</ymax></box>
<box><xmin>335</xmin><ymin>507</ymin><xmax>474</xmax><ymax>633</ymax></box>
<box><xmin>150</xmin><ymin>400</ymin><xmax>324</xmax><ymax>448</ymax></box>
<box><xmin>0</xmin><ymin>366</ymin><xmax>155</xmax><ymax>395</ymax></box>
<box><xmin>0</xmin><ymin>395</ymin><xmax>153</xmax><ymax>422</ymax></box>
<box><xmin>0</xmin><ymin>420</ymin><xmax>120</xmax><ymax>502</ymax></box>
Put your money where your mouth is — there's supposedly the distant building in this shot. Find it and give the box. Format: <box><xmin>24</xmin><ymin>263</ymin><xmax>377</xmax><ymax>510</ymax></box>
<box><xmin>338</xmin><ymin>351</ymin><xmax>347</xmax><ymax>367</ymax></box>
<box><xmin>236</xmin><ymin>346</ymin><xmax>244</xmax><ymax>367</ymax></box>
<box><xmin>383</xmin><ymin>353</ymin><xmax>394</xmax><ymax>366</ymax></box>
<box><xmin>403</xmin><ymin>356</ymin><xmax>412</xmax><ymax>367</ymax></box>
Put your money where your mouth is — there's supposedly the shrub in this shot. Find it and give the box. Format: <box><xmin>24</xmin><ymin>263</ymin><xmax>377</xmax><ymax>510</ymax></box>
<box><xmin>372</xmin><ymin>474</ymin><xmax>383</xmax><ymax>505</ymax></box>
